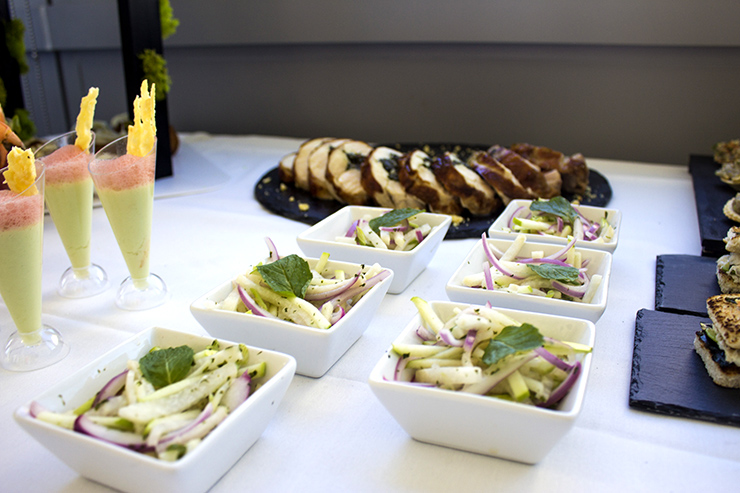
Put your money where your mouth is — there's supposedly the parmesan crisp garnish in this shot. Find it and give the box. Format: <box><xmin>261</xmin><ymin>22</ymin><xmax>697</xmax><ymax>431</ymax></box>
<box><xmin>3</xmin><ymin>147</ymin><xmax>38</xmax><ymax>196</ymax></box>
<box><xmin>127</xmin><ymin>80</ymin><xmax>157</xmax><ymax>157</ymax></box>
<box><xmin>74</xmin><ymin>87</ymin><xmax>99</xmax><ymax>151</ymax></box>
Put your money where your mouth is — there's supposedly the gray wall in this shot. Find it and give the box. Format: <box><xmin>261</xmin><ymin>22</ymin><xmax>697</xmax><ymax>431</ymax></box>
<box><xmin>9</xmin><ymin>0</ymin><xmax>740</xmax><ymax>165</ymax></box>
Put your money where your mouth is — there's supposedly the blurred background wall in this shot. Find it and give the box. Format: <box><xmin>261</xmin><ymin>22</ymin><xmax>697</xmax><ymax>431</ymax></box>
<box><xmin>7</xmin><ymin>0</ymin><xmax>740</xmax><ymax>164</ymax></box>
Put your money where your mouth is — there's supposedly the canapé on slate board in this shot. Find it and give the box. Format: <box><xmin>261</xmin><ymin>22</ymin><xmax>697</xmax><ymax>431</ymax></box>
<box><xmin>630</xmin><ymin>309</ymin><xmax>740</xmax><ymax>427</ymax></box>
<box><xmin>689</xmin><ymin>154</ymin><xmax>736</xmax><ymax>258</ymax></box>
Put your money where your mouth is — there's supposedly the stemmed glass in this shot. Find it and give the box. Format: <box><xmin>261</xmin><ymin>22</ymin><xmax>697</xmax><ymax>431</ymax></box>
<box><xmin>89</xmin><ymin>134</ymin><xmax>168</xmax><ymax>310</ymax></box>
<box><xmin>36</xmin><ymin>130</ymin><xmax>108</xmax><ymax>298</ymax></box>
<box><xmin>0</xmin><ymin>155</ymin><xmax>70</xmax><ymax>371</ymax></box>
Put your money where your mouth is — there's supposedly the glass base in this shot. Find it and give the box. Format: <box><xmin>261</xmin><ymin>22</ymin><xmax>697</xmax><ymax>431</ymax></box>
<box><xmin>1</xmin><ymin>325</ymin><xmax>70</xmax><ymax>372</ymax></box>
<box><xmin>116</xmin><ymin>273</ymin><xmax>169</xmax><ymax>311</ymax></box>
<box><xmin>58</xmin><ymin>263</ymin><xmax>109</xmax><ymax>298</ymax></box>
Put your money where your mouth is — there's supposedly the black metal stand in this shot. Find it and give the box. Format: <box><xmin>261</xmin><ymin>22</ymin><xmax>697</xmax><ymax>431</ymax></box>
<box><xmin>117</xmin><ymin>0</ymin><xmax>173</xmax><ymax>179</ymax></box>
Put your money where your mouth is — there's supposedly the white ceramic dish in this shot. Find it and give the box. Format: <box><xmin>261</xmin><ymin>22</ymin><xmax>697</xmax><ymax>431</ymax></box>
<box><xmin>445</xmin><ymin>236</ymin><xmax>612</xmax><ymax>322</ymax></box>
<box><xmin>190</xmin><ymin>257</ymin><xmax>393</xmax><ymax>378</ymax></box>
<box><xmin>296</xmin><ymin>205</ymin><xmax>451</xmax><ymax>294</ymax></box>
<box><xmin>368</xmin><ymin>300</ymin><xmax>595</xmax><ymax>464</ymax></box>
<box><xmin>14</xmin><ymin>327</ymin><xmax>296</xmax><ymax>493</ymax></box>
<box><xmin>487</xmin><ymin>199</ymin><xmax>621</xmax><ymax>253</ymax></box>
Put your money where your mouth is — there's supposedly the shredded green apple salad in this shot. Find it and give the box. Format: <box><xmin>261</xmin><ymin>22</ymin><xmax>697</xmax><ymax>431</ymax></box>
<box><xmin>391</xmin><ymin>298</ymin><xmax>590</xmax><ymax>407</ymax></box>
<box><xmin>31</xmin><ymin>341</ymin><xmax>266</xmax><ymax>461</ymax></box>
<box><xmin>504</xmin><ymin>196</ymin><xmax>615</xmax><ymax>243</ymax></box>
<box><xmin>463</xmin><ymin>233</ymin><xmax>602</xmax><ymax>302</ymax></box>
<box><xmin>336</xmin><ymin>208</ymin><xmax>432</xmax><ymax>251</ymax></box>
<box><xmin>206</xmin><ymin>238</ymin><xmax>390</xmax><ymax>328</ymax></box>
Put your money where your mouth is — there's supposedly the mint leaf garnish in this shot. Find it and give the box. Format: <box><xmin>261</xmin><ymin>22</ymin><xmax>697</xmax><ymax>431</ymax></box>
<box><xmin>528</xmin><ymin>263</ymin><xmax>580</xmax><ymax>283</ymax></box>
<box><xmin>140</xmin><ymin>345</ymin><xmax>194</xmax><ymax>389</ymax></box>
<box><xmin>482</xmin><ymin>323</ymin><xmax>544</xmax><ymax>365</ymax></box>
<box><xmin>256</xmin><ymin>254</ymin><xmax>312</xmax><ymax>298</ymax></box>
<box><xmin>530</xmin><ymin>196</ymin><xmax>578</xmax><ymax>223</ymax></box>
<box><xmin>369</xmin><ymin>208</ymin><xmax>423</xmax><ymax>235</ymax></box>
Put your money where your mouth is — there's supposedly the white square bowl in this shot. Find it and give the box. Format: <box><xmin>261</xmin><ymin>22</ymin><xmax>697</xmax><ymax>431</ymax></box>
<box><xmin>445</xmin><ymin>236</ymin><xmax>612</xmax><ymax>322</ymax></box>
<box><xmin>190</xmin><ymin>257</ymin><xmax>393</xmax><ymax>378</ymax></box>
<box><xmin>296</xmin><ymin>205</ymin><xmax>451</xmax><ymax>294</ymax></box>
<box><xmin>368</xmin><ymin>300</ymin><xmax>595</xmax><ymax>464</ymax></box>
<box><xmin>488</xmin><ymin>199</ymin><xmax>621</xmax><ymax>253</ymax></box>
<box><xmin>14</xmin><ymin>326</ymin><xmax>296</xmax><ymax>493</ymax></box>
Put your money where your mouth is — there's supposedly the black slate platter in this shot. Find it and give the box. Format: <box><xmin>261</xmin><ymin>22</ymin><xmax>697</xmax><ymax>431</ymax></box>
<box><xmin>689</xmin><ymin>154</ymin><xmax>736</xmax><ymax>258</ymax></box>
<box><xmin>630</xmin><ymin>309</ymin><xmax>740</xmax><ymax>427</ymax></box>
<box><xmin>254</xmin><ymin>144</ymin><xmax>612</xmax><ymax>239</ymax></box>
<box><xmin>655</xmin><ymin>254</ymin><xmax>721</xmax><ymax>316</ymax></box>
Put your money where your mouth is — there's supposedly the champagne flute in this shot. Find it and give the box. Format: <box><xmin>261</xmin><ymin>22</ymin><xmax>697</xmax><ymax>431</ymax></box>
<box><xmin>36</xmin><ymin>130</ymin><xmax>108</xmax><ymax>297</ymax></box>
<box><xmin>89</xmin><ymin>134</ymin><xmax>167</xmax><ymax>310</ymax></box>
<box><xmin>0</xmin><ymin>153</ymin><xmax>70</xmax><ymax>371</ymax></box>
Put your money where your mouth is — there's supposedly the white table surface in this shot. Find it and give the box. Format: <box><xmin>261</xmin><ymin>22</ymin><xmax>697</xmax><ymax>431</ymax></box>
<box><xmin>2</xmin><ymin>133</ymin><xmax>738</xmax><ymax>492</ymax></box>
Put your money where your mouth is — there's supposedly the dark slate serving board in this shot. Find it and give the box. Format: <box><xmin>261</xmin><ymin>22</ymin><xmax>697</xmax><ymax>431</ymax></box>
<box><xmin>689</xmin><ymin>154</ymin><xmax>736</xmax><ymax>258</ymax></box>
<box><xmin>655</xmin><ymin>254</ymin><xmax>721</xmax><ymax>316</ymax></box>
<box><xmin>254</xmin><ymin>144</ymin><xmax>612</xmax><ymax>239</ymax></box>
<box><xmin>630</xmin><ymin>309</ymin><xmax>740</xmax><ymax>427</ymax></box>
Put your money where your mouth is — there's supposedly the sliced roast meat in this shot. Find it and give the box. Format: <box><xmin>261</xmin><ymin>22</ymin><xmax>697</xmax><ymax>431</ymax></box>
<box><xmin>362</xmin><ymin>146</ymin><xmax>425</xmax><ymax>209</ymax></box>
<box><xmin>308</xmin><ymin>138</ymin><xmax>350</xmax><ymax>200</ymax></box>
<box><xmin>487</xmin><ymin>145</ymin><xmax>561</xmax><ymax>198</ymax></box>
<box><xmin>431</xmin><ymin>152</ymin><xmax>500</xmax><ymax>216</ymax></box>
<box><xmin>509</xmin><ymin>143</ymin><xmax>589</xmax><ymax>195</ymax></box>
<box><xmin>399</xmin><ymin>149</ymin><xmax>462</xmax><ymax>215</ymax></box>
<box><xmin>293</xmin><ymin>137</ymin><xmax>333</xmax><ymax>191</ymax></box>
<box><xmin>325</xmin><ymin>140</ymin><xmax>373</xmax><ymax>205</ymax></box>
<box><xmin>277</xmin><ymin>152</ymin><xmax>296</xmax><ymax>184</ymax></box>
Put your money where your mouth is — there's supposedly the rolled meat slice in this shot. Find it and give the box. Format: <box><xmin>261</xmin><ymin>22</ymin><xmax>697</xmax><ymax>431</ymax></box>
<box><xmin>361</xmin><ymin>146</ymin><xmax>425</xmax><ymax>209</ymax></box>
<box><xmin>509</xmin><ymin>143</ymin><xmax>589</xmax><ymax>195</ymax></box>
<box><xmin>293</xmin><ymin>137</ymin><xmax>333</xmax><ymax>191</ymax></box>
<box><xmin>308</xmin><ymin>138</ymin><xmax>350</xmax><ymax>200</ymax></box>
<box><xmin>325</xmin><ymin>140</ymin><xmax>373</xmax><ymax>205</ymax></box>
<box><xmin>431</xmin><ymin>152</ymin><xmax>500</xmax><ymax>216</ymax></box>
<box><xmin>487</xmin><ymin>145</ymin><xmax>561</xmax><ymax>199</ymax></box>
<box><xmin>468</xmin><ymin>150</ymin><xmax>536</xmax><ymax>205</ymax></box>
<box><xmin>399</xmin><ymin>149</ymin><xmax>462</xmax><ymax>215</ymax></box>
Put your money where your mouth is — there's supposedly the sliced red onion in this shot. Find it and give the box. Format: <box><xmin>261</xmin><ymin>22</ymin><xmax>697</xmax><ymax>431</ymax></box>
<box><xmin>463</xmin><ymin>330</ymin><xmax>477</xmax><ymax>352</ymax></box>
<box><xmin>507</xmin><ymin>206</ymin><xmax>526</xmax><ymax>229</ymax></box>
<box><xmin>74</xmin><ymin>414</ymin><xmax>148</xmax><ymax>450</ymax></box>
<box><xmin>332</xmin><ymin>305</ymin><xmax>345</xmax><ymax>324</ymax></box>
<box><xmin>346</xmin><ymin>219</ymin><xmax>359</xmax><ymax>237</ymax></box>
<box><xmin>416</xmin><ymin>325</ymin><xmax>436</xmax><ymax>341</ymax></box>
<box><xmin>221</xmin><ymin>372</ymin><xmax>252</xmax><ymax>411</ymax></box>
<box><xmin>538</xmin><ymin>361</ymin><xmax>582</xmax><ymax>408</ymax></box>
<box><xmin>237</xmin><ymin>285</ymin><xmax>276</xmax><ymax>318</ymax></box>
<box><xmin>482</xmin><ymin>261</ymin><xmax>494</xmax><ymax>290</ymax></box>
<box><xmin>264</xmin><ymin>237</ymin><xmax>280</xmax><ymax>262</ymax></box>
<box><xmin>29</xmin><ymin>401</ymin><xmax>48</xmax><ymax>418</ymax></box>
<box><xmin>480</xmin><ymin>233</ymin><xmax>525</xmax><ymax>280</ymax></box>
<box><xmin>438</xmin><ymin>328</ymin><xmax>463</xmax><ymax>347</ymax></box>
<box><xmin>556</xmin><ymin>216</ymin><xmax>564</xmax><ymax>233</ymax></box>
<box><xmin>157</xmin><ymin>403</ymin><xmax>214</xmax><ymax>449</ymax></box>
<box><xmin>415</xmin><ymin>229</ymin><xmax>424</xmax><ymax>243</ymax></box>
<box><xmin>551</xmin><ymin>281</ymin><xmax>587</xmax><ymax>299</ymax></box>
<box><xmin>534</xmin><ymin>347</ymin><xmax>574</xmax><ymax>372</ymax></box>
<box><xmin>544</xmin><ymin>235</ymin><xmax>577</xmax><ymax>260</ymax></box>
<box><xmin>304</xmin><ymin>275</ymin><xmax>359</xmax><ymax>302</ymax></box>
<box><xmin>380</xmin><ymin>225</ymin><xmax>408</xmax><ymax>232</ymax></box>
<box><xmin>330</xmin><ymin>269</ymin><xmax>390</xmax><ymax>305</ymax></box>
<box><xmin>93</xmin><ymin>369</ymin><xmax>128</xmax><ymax>408</ymax></box>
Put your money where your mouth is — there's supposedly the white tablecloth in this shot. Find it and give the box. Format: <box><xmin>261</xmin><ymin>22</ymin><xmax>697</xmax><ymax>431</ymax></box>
<box><xmin>2</xmin><ymin>134</ymin><xmax>738</xmax><ymax>492</ymax></box>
